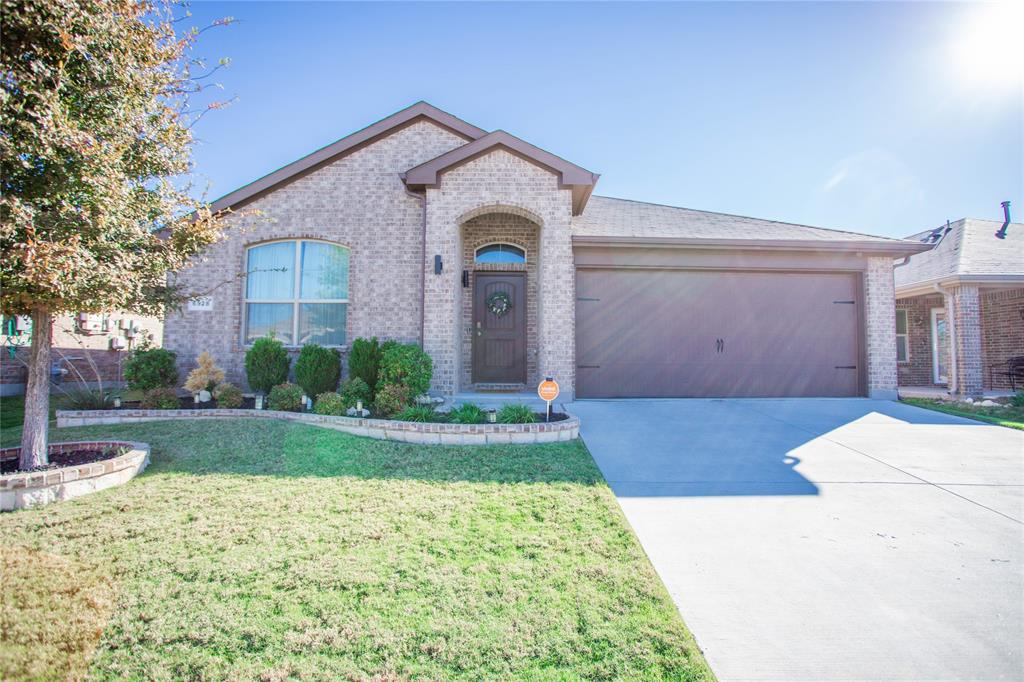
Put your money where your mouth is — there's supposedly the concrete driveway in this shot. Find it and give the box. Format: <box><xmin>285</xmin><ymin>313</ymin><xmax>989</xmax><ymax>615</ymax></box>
<box><xmin>571</xmin><ymin>399</ymin><xmax>1024</xmax><ymax>681</ymax></box>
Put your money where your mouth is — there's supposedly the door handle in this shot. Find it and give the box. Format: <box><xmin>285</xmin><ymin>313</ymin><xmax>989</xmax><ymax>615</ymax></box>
<box><xmin>715</xmin><ymin>338</ymin><xmax>724</xmax><ymax>353</ymax></box>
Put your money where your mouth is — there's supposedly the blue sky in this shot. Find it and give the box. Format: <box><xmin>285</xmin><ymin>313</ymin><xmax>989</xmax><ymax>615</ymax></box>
<box><xmin>185</xmin><ymin>1</ymin><xmax>1022</xmax><ymax>238</ymax></box>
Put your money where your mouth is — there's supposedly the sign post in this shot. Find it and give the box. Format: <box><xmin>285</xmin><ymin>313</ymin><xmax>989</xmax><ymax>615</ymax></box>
<box><xmin>537</xmin><ymin>377</ymin><xmax>559</xmax><ymax>422</ymax></box>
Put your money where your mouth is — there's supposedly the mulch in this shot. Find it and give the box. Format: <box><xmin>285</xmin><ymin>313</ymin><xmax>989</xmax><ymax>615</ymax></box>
<box><xmin>1</xmin><ymin>446</ymin><xmax>122</xmax><ymax>475</ymax></box>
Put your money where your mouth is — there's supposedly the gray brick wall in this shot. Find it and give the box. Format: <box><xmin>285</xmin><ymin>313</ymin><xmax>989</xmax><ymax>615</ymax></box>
<box><xmin>163</xmin><ymin>121</ymin><xmax>468</xmax><ymax>389</ymax></box>
<box><xmin>980</xmin><ymin>288</ymin><xmax>1024</xmax><ymax>390</ymax></box>
<box><xmin>864</xmin><ymin>256</ymin><xmax>899</xmax><ymax>398</ymax></box>
<box><xmin>950</xmin><ymin>284</ymin><xmax>983</xmax><ymax>397</ymax></box>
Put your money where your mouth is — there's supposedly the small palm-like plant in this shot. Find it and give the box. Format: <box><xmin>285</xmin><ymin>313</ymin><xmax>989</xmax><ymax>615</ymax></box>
<box><xmin>447</xmin><ymin>402</ymin><xmax>486</xmax><ymax>424</ymax></box>
<box><xmin>497</xmin><ymin>404</ymin><xmax>537</xmax><ymax>424</ymax></box>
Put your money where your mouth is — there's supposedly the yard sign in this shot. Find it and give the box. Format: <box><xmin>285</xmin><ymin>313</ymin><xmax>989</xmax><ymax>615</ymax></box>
<box><xmin>537</xmin><ymin>377</ymin><xmax>559</xmax><ymax>422</ymax></box>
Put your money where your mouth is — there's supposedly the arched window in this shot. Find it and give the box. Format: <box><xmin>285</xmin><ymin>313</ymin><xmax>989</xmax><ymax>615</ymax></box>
<box><xmin>244</xmin><ymin>240</ymin><xmax>349</xmax><ymax>346</ymax></box>
<box><xmin>474</xmin><ymin>243</ymin><xmax>526</xmax><ymax>264</ymax></box>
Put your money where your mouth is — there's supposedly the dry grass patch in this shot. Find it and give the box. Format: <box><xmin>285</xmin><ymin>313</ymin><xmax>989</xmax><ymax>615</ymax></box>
<box><xmin>1</xmin><ymin>548</ymin><xmax>116</xmax><ymax>681</ymax></box>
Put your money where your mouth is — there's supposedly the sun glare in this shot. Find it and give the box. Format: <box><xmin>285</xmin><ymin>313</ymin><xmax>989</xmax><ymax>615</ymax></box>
<box><xmin>951</xmin><ymin>2</ymin><xmax>1024</xmax><ymax>91</ymax></box>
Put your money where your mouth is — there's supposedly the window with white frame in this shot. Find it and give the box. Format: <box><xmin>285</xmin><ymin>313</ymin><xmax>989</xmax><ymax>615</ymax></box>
<box><xmin>475</xmin><ymin>243</ymin><xmax>526</xmax><ymax>264</ymax></box>
<box><xmin>895</xmin><ymin>309</ymin><xmax>909</xmax><ymax>363</ymax></box>
<box><xmin>244</xmin><ymin>240</ymin><xmax>349</xmax><ymax>346</ymax></box>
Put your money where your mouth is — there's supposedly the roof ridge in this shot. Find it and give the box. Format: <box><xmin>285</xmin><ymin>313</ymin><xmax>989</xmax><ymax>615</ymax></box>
<box><xmin>591</xmin><ymin>194</ymin><xmax>909</xmax><ymax>243</ymax></box>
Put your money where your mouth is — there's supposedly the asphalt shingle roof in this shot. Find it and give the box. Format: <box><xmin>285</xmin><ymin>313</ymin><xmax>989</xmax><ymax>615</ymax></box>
<box><xmin>573</xmin><ymin>195</ymin><xmax>916</xmax><ymax>245</ymax></box>
<box><xmin>894</xmin><ymin>218</ymin><xmax>1024</xmax><ymax>290</ymax></box>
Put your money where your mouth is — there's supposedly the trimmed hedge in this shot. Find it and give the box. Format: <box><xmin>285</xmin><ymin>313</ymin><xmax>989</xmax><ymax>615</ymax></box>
<box><xmin>348</xmin><ymin>337</ymin><xmax>380</xmax><ymax>399</ymax></box>
<box><xmin>140</xmin><ymin>387</ymin><xmax>180</xmax><ymax>410</ymax></box>
<box><xmin>294</xmin><ymin>344</ymin><xmax>340</xmax><ymax>397</ymax></box>
<box><xmin>245</xmin><ymin>336</ymin><xmax>290</xmax><ymax>394</ymax></box>
<box><xmin>378</xmin><ymin>343</ymin><xmax>432</xmax><ymax>398</ymax></box>
<box><xmin>123</xmin><ymin>348</ymin><xmax>178</xmax><ymax>391</ymax></box>
<box><xmin>267</xmin><ymin>382</ymin><xmax>304</xmax><ymax>412</ymax></box>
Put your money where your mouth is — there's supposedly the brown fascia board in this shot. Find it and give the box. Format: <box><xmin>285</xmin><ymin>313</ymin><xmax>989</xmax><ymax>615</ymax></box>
<box><xmin>207</xmin><ymin>102</ymin><xmax>487</xmax><ymax>213</ymax></box>
<box><xmin>571</xmin><ymin>234</ymin><xmax>933</xmax><ymax>256</ymax></box>
<box><xmin>402</xmin><ymin>130</ymin><xmax>600</xmax><ymax>215</ymax></box>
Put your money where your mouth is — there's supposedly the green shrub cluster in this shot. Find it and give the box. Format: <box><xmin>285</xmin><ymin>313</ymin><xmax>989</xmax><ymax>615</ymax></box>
<box><xmin>497</xmin><ymin>404</ymin><xmax>537</xmax><ymax>424</ymax></box>
<box><xmin>394</xmin><ymin>405</ymin><xmax>441</xmax><ymax>423</ymax></box>
<box><xmin>123</xmin><ymin>348</ymin><xmax>178</xmax><ymax>391</ymax></box>
<box><xmin>213</xmin><ymin>382</ymin><xmax>244</xmax><ymax>409</ymax></box>
<box><xmin>348</xmin><ymin>337</ymin><xmax>380</xmax><ymax>399</ymax></box>
<box><xmin>313</xmin><ymin>392</ymin><xmax>347</xmax><ymax>416</ymax></box>
<box><xmin>267</xmin><ymin>382</ymin><xmax>304</xmax><ymax>412</ymax></box>
<box><xmin>447</xmin><ymin>402</ymin><xmax>486</xmax><ymax>424</ymax></box>
<box><xmin>245</xmin><ymin>336</ymin><xmax>290</xmax><ymax>394</ymax></box>
<box><xmin>374</xmin><ymin>383</ymin><xmax>411</xmax><ymax>418</ymax></box>
<box><xmin>294</xmin><ymin>344</ymin><xmax>340</xmax><ymax>397</ymax></box>
<box><xmin>340</xmin><ymin>377</ymin><xmax>371</xmax><ymax>408</ymax></box>
<box><xmin>378</xmin><ymin>343</ymin><xmax>432</xmax><ymax>398</ymax></box>
<box><xmin>1013</xmin><ymin>391</ymin><xmax>1024</xmax><ymax>408</ymax></box>
<box><xmin>140</xmin><ymin>387</ymin><xmax>180</xmax><ymax>410</ymax></box>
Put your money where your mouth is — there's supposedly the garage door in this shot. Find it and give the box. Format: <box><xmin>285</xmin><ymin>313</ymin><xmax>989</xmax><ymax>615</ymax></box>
<box><xmin>575</xmin><ymin>269</ymin><xmax>861</xmax><ymax>398</ymax></box>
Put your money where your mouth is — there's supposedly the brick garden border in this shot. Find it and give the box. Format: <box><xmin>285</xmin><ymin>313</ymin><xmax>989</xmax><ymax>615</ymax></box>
<box><xmin>56</xmin><ymin>408</ymin><xmax>580</xmax><ymax>445</ymax></box>
<box><xmin>1</xmin><ymin>441</ymin><xmax>150</xmax><ymax>511</ymax></box>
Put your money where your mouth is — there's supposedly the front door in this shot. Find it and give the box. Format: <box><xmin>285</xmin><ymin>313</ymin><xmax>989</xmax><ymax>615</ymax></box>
<box><xmin>472</xmin><ymin>272</ymin><xmax>526</xmax><ymax>384</ymax></box>
<box><xmin>931</xmin><ymin>308</ymin><xmax>950</xmax><ymax>384</ymax></box>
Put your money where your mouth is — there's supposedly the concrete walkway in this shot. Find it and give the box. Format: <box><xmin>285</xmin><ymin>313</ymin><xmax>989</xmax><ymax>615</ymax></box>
<box><xmin>571</xmin><ymin>398</ymin><xmax>1024</xmax><ymax>681</ymax></box>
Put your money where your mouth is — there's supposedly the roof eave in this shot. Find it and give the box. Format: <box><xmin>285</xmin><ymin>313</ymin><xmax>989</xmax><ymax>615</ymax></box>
<box><xmin>208</xmin><ymin>102</ymin><xmax>487</xmax><ymax>213</ymax></box>
<box><xmin>895</xmin><ymin>274</ymin><xmax>1024</xmax><ymax>297</ymax></box>
<box><xmin>571</xmin><ymin>235</ymin><xmax>932</xmax><ymax>255</ymax></box>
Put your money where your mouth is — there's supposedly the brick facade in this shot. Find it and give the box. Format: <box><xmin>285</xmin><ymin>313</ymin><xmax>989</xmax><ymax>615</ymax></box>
<box><xmin>949</xmin><ymin>285</ymin><xmax>983</xmax><ymax>397</ymax></box>
<box><xmin>896</xmin><ymin>294</ymin><xmax>946</xmax><ymax>387</ymax></box>
<box><xmin>163</xmin><ymin>121</ymin><xmax>468</xmax><ymax>388</ymax></box>
<box><xmin>422</xmin><ymin>149</ymin><xmax>575</xmax><ymax>397</ymax></box>
<box><xmin>864</xmin><ymin>256</ymin><xmax>899</xmax><ymax>399</ymax></box>
<box><xmin>981</xmin><ymin>288</ymin><xmax>1024</xmax><ymax>390</ymax></box>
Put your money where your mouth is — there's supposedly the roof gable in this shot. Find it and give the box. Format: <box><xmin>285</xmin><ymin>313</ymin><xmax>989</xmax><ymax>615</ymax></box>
<box><xmin>894</xmin><ymin>218</ymin><xmax>1024</xmax><ymax>292</ymax></box>
<box><xmin>402</xmin><ymin>130</ymin><xmax>600</xmax><ymax>215</ymax></box>
<box><xmin>209</xmin><ymin>102</ymin><xmax>486</xmax><ymax>212</ymax></box>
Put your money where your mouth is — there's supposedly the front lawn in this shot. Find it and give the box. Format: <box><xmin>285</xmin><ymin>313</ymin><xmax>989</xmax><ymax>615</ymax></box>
<box><xmin>901</xmin><ymin>397</ymin><xmax>1024</xmax><ymax>430</ymax></box>
<box><xmin>0</xmin><ymin>416</ymin><xmax>711</xmax><ymax>680</ymax></box>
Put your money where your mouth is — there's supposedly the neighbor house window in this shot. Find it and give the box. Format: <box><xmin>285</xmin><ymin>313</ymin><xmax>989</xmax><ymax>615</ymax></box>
<box><xmin>475</xmin><ymin>243</ymin><xmax>526</xmax><ymax>264</ymax></box>
<box><xmin>895</xmin><ymin>309</ymin><xmax>909</xmax><ymax>363</ymax></box>
<box><xmin>244</xmin><ymin>240</ymin><xmax>349</xmax><ymax>346</ymax></box>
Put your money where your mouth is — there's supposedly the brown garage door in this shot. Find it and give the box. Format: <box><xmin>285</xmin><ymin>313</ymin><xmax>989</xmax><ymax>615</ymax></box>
<box><xmin>575</xmin><ymin>269</ymin><xmax>861</xmax><ymax>398</ymax></box>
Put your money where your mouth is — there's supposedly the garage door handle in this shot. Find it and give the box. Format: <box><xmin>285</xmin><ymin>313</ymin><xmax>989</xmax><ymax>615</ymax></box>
<box><xmin>577</xmin><ymin>364</ymin><xmax>600</xmax><ymax>369</ymax></box>
<box><xmin>835</xmin><ymin>365</ymin><xmax>857</xmax><ymax>370</ymax></box>
<box><xmin>715</xmin><ymin>338</ymin><xmax>724</xmax><ymax>353</ymax></box>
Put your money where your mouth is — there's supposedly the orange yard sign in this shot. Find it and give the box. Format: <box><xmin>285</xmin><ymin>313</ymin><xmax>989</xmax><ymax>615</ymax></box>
<box><xmin>537</xmin><ymin>378</ymin><xmax>559</xmax><ymax>402</ymax></box>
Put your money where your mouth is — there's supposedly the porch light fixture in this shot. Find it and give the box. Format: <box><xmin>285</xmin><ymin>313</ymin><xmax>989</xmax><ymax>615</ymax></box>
<box><xmin>434</xmin><ymin>255</ymin><xmax>443</xmax><ymax>275</ymax></box>
<box><xmin>462</xmin><ymin>270</ymin><xmax>469</xmax><ymax>288</ymax></box>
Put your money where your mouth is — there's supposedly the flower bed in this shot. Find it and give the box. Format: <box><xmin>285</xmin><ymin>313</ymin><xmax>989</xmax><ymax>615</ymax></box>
<box><xmin>1</xmin><ymin>441</ymin><xmax>150</xmax><ymax>511</ymax></box>
<box><xmin>56</xmin><ymin>408</ymin><xmax>579</xmax><ymax>445</ymax></box>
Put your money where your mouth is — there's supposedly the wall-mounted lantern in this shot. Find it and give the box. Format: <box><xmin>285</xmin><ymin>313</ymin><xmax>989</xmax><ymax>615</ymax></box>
<box><xmin>434</xmin><ymin>255</ymin><xmax>443</xmax><ymax>275</ymax></box>
<box><xmin>462</xmin><ymin>270</ymin><xmax>469</xmax><ymax>288</ymax></box>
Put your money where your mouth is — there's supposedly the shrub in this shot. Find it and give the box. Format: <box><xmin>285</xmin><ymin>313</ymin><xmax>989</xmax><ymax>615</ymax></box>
<box><xmin>348</xmin><ymin>337</ymin><xmax>381</xmax><ymax>398</ymax></box>
<box><xmin>140</xmin><ymin>387</ymin><xmax>180</xmax><ymax>410</ymax></box>
<box><xmin>183</xmin><ymin>351</ymin><xmax>225</xmax><ymax>394</ymax></box>
<box><xmin>123</xmin><ymin>348</ymin><xmax>178</xmax><ymax>391</ymax></box>
<box><xmin>213</xmin><ymin>382</ymin><xmax>244</xmax><ymax>409</ymax></box>
<box><xmin>447</xmin><ymin>402</ymin><xmax>487</xmax><ymax>424</ymax></box>
<box><xmin>60</xmin><ymin>388</ymin><xmax>115</xmax><ymax>411</ymax></box>
<box><xmin>339</xmin><ymin>377</ymin><xmax>371</xmax><ymax>408</ymax></box>
<box><xmin>267</xmin><ymin>382</ymin><xmax>304</xmax><ymax>412</ymax></box>
<box><xmin>394</xmin><ymin>405</ymin><xmax>443</xmax><ymax>423</ymax></box>
<box><xmin>1013</xmin><ymin>391</ymin><xmax>1024</xmax><ymax>408</ymax></box>
<box><xmin>294</xmin><ymin>344</ymin><xmax>340</xmax><ymax>397</ymax></box>
<box><xmin>245</xmin><ymin>336</ymin><xmax>290</xmax><ymax>394</ymax></box>
<box><xmin>497</xmin><ymin>404</ymin><xmax>537</xmax><ymax>424</ymax></box>
<box><xmin>374</xmin><ymin>383</ymin><xmax>411</xmax><ymax>418</ymax></box>
<box><xmin>313</xmin><ymin>392</ymin><xmax>347</xmax><ymax>416</ymax></box>
<box><xmin>378</xmin><ymin>343</ymin><xmax>432</xmax><ymax>397</ymax></box>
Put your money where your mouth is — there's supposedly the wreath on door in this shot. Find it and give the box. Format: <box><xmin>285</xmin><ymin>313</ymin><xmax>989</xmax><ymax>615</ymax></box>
<box><xmin>486</xmin><ymin>291</ymin><xmax>512</xmax><ymax>317</ymax></box>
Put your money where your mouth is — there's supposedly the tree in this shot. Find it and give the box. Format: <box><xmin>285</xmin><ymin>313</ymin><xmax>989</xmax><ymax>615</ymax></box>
<box><xmin>0</xmin><ymin>0</ymin><xmax>234</xmax><ymax>469</ymax></box>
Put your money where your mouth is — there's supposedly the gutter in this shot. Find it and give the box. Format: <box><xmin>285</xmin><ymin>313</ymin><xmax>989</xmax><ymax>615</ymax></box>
<box><xmin>570</xmin><ymin>235</ymin><xmax>931</xmax><ymax>256</ymax></box>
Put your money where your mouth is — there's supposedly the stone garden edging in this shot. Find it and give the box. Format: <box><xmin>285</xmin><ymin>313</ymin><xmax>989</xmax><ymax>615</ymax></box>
<box><xmin>1</xmin><ymin>441</ymin><xmax>150</xmax><ymax>511</ymax></box>
<box><xmin>56</xmin><ymin>408</ymin><xmax>580</xmax><ymax>445</ymax></box>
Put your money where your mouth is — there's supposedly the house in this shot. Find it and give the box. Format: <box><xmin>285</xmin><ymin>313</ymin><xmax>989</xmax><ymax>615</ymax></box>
<box><xmin>894</xmin><ymin>207</ymin><xmax>1024</xmax><ymax>398</ymax></box>
<box><xmin>163</xmin><ymin>102</ymin><xmax>928</xmax><ymax>400</ymax></box>
<box><xmin>0</xmin><ymin>312</ymin><xmax>162</xmax><ymax>396</ymax></box>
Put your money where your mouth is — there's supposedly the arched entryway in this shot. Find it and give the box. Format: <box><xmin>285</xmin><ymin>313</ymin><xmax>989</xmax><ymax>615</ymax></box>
<box><xmin>459</xmin><ymin>211</ymin><xmax>541</xmax><ymax>389</ymax></box>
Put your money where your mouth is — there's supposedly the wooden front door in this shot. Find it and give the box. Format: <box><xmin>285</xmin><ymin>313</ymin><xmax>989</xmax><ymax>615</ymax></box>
<box><xmin>472</xmin><ymin>272</ymin><xmax>526</xmax><ymax>384</ymax></box>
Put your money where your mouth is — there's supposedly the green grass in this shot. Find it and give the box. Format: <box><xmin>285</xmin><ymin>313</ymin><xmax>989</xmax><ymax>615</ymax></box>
<box><xmin>0</xmin><ymin>413</ymin><xmax>711</xmax><ymax>680</ymax></box>
<box><xmin>901</xmin><ymin>397</ymin><xmax>1024</xmax><ymax>430</ymax></box>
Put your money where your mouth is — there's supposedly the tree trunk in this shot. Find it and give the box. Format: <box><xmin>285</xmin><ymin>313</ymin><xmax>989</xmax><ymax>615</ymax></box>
<box><xmin>19</xmin><ymin>307</ymin><xmax>52</xmax><ymax>470</ymax></box>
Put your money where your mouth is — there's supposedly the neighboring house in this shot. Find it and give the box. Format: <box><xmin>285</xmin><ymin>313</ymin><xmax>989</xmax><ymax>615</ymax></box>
<box><xmin>0</xmin><ymin>312</ymin><xmax>162</xmax><ymax>396</ymax></box>
<box><xmin>894</xmin><ymin>209</ymin><xmax>1024</xmax><ymax>398</ymax></box>
<box><xmin>164</xmin><ymin>101</ymin><xmax>927</xmax><ymax>400</ymax></box>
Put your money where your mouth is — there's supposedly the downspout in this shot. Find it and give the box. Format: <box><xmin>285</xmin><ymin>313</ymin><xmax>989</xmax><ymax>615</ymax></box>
<box><xmin>934</xmin><ymin>283</ymin><xmax>957</xmax><ymax>395</ymax></box>
<box><xmin>404</xmin><ymin>186</ymin><xmax>428</xmax><ymax>344</ymax></box>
